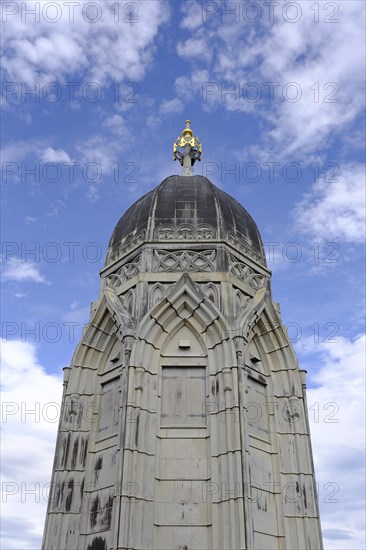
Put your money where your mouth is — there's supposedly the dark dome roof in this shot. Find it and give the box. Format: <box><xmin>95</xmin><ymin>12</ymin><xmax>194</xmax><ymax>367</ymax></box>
<box><xmin>106</xmin><ymin>175</ymin><xmax>265</xmax><ymax>266</ymax></box>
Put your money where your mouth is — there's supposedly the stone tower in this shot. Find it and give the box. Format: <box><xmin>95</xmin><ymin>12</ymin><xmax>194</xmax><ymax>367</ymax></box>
<box><xmin>42</xmin><ymin>122</ymin><xmax>323</xmax><ymax>550</ymax></box>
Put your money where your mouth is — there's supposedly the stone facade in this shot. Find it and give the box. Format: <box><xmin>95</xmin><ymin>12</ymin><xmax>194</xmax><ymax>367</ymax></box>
<box><xmin>42</xmin><ymin>177</ymin><xmax>323</xmax><ymax>550</ymax></box>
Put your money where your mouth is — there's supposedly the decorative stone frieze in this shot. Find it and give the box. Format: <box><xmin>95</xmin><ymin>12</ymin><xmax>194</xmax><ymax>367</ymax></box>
<box><xmin>107</xmin><ymin>230</ymin><xmax>146</xmax><ymax>264</ymax></box>
<box><xmin>153</xmin><ymin>249</ymin><xmax>216</xmax><ymax>272</ymax></box>
<box><xmin>105</xmin><ymin>255</ymin><xmax>140</xmax><ymax>287</ymax></box>
<box><xmin>154</xmin><ymin>222</ymin><xmax>216</xmax><ymax>240</ymax></box>
<box><xmin>227</xmin><ymin>231</ymin><xmax>264</xmax><ymax>264</ymax></box>
<box><xmin>229</xmin><ymin>253</ymin><xmax>267</xmax><ymax>290</ymax></box>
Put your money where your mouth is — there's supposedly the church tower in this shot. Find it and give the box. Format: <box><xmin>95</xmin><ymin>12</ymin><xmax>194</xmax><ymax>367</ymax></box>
<box><xmin>42</xmin><ymin>122</ymin><xmax>323</xmax><ymax>550</ymax></box>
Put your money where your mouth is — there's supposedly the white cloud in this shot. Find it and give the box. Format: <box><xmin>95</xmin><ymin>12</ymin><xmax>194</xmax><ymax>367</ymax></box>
<box><xmin>177</xmin><ymin>37</ymin><xmax>212</xmax><ymax>62</ymax></box>
<box><xmin>0</xmin><ymin>139</ymin><xmax>47</xmax><ymax>163</ymax></box>
<box><xmin>40</xmin><ymin>146</ymin><xmax>71</xmax><ymax>163</ymax></box>
<box><xmin>294</xmin><ymin>163</ymin><xmax>366</xmax><ymax>244</ymax></box>
<box><xmin>2</xmin><ymin>128</ymin><xmax>128</xmax><ymax>198</ymax></box>
<box><xmin>75</xmin><ymin>132</ymin><xmax>126</xmax><ymax>199</ymax></box>
<box><xmin>160</xmin><ymin>97</ymin><xmax>184</xmax><ymax>116</ymax></box>
<box><xmin>1</xmin><ymin>0</ymin><xmax>170</xmax><ymax>87</ymax></box>
<box><xmin>0</xmin><ymin>340</ymin><xmax>63</xmax><ymax>549</ymax></box>
<box><xmin>101</xmin><ymin>114</ymin><xmax>127</xmax><ymax>137</ymax></box>
<box><xmin>1</xmin><ymin>257</ymin><xmax>46</xmax><ymax>284</ymax></box>
<box><xmin>1</xmin><ymin>140</ymin><xmax>72</xmax><ymax>181</ymax></box>
<box><xmin>180</xmin><ymin>0</ymin><xmax>203</xmax><ymax>31</ymax></box>
<box><xmin>74</xmin><ymin>111</ymin><xmax>138</xmax><ymax>199</ymax></box>
<box><xmin>175</xmin><ymin>69</ymin><xmax>209</xmax><ymax>102</ymax></box>
<box><xmin>174</xmin><ymin>0</ymin><xmax>365</xmax><ymax>160</ymax></box>
<box><xmin>13</xmin><ymin>292</ymin><xmax>27</xmax><ymax>299</ymax></box>
<box><xmin>301</xmin><ymin>334</ymin><xmax>366</xmax><ymax>549</ymax></box>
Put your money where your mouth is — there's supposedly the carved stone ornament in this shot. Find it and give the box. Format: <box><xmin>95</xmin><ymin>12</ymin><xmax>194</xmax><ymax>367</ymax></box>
<box><xmin>104</xmin><ymin>287</ymin><xmax>136</xmax><ymax>333</ymax></box>
<box><xmin>229</xmin><ymin>253</ymin><xmax>267</xmax><ymax>290</ymax></box>
<box><xmin>148</xmin><ymin>283</ymin><xmax>174</xmax><ymax>309</ymax></box>
<box><xmin>106</xmin><ymin>255</ymin><xmax>140</xmax><ymax>288</ymax></box>
<box><xmin>154</xmin><ymin>223</ymin><xmax>216</xmax><ymax>241</ymax></box>
<box><xmin>121</xmin><ymin>288</ymin><xmax>135</xmax><ymax>318</ymax></box>
<box><xmin>108</xmin><ymin>230</ymin><xmax>146</xmax><ymax>264</ymax></box>
<box><xmin>227</xmin><ymin>231</ymin><xmax>264</xmax><ymax>264</ymax></box>
<box><xmin>201</xmin><ymin>283</ymin><xmax>220</xmax><ymax>307</ymax></box>
<box><xmin>154</xmin><ymin>249</ymin><xmax>216</xmax><ymax>272</ymax></box>
<box><xmin>234</xmin><ymin>289</ymin><xmax>250</xmax><ymax>318</ymax></box>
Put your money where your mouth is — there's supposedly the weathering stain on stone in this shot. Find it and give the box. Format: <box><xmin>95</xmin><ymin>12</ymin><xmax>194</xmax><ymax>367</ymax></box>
<box><xmin>90</xmin><ymin>496</ymin><xmax>99</xmax><ymax>528</ymax></box>
<box><xmin>80</xmin><ymin>437</ymin><xmax>88</xmax><ymax>467</ymax></box>
<box><xmin>59</xmin><ymin>482</ymin><xmax>65</xmax><ymax>510</ymax></box>
<box><xmin>86</xmin><ymin>536</ymin><xmax>107</xmax><ymax>550</ymax></box>
<box><xmin>135</xmin><ymin>412</ymin><xmax>140</xmax><ymax>446</ymax></box>
<box><xmin>62</xmin><ymin>433</ymin><xmax>71</xmax><ymax>467</ymax></box>
<box><xmin>71</xmin><ymin>437</ymin><xmax>79</xmax><ymax>469</ymax></box>
<box><xmin>89</xmin><ymin>494</ymin><xmax>114</xmax><ymax>531</ymax></box>
<box><xmin>54</xmin><ymin>482</ymin><xmax>62</xmax><ymax>510</ymax></box>
<box><xmin>80</xmin><ymin>478</ymin><xmax>84</xmax><ymax>500</ymax></box>
<box><xmin>65</xmin><ymin>479</ymin><xmax>74</xmax><ymax>512</ymax></box>
<box><xmin>101</xmin><ymin>495</ymin><xmax>114</xmax><ymax>529</ymax></box>
<box><xmin>303</xmin><ymin>485</ymin><xmax>308</xmax><ymax>509</ymax></box>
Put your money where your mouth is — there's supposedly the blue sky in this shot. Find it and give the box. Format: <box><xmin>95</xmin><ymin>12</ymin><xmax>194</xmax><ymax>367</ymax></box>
<box><xmin>1</xmin><ymin>1</ymin><xmax>365</xmax><ymax>548</ymax></box>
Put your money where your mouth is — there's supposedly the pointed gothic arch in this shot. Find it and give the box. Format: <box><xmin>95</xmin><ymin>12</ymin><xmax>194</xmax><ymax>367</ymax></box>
<box><xmin>117</xmin><ymin>274</ymin><xmax>247</xmax><ymax>549</ymax></box>
<box><xmin>202</xmin><ymin>282</ymin><xmax>220</xmax><ymax>308</ymax></box>
<box><xmin>148</xmin><ymin>282</ymin><xmax>166</xmax><ymax>309</ymax></box>
<box><xmin>131</xmin><ymin>273</ymin><xmax>236</xmax><ymax>369</ymax></box>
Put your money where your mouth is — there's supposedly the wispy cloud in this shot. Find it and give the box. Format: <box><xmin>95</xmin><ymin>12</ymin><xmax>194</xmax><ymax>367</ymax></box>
<box><xmin>101</xmin><ymin>114</ymin><xmax>128</xmax><ymax>137</ymax></box>
<box><xmin>305</xmin><ymin>334</ymin><xmax>366</xmax><ymax>550</ymax></box>
<box><xmin>294</xmin><ymin>163</ymin><xmax>366</xmax><ymax>244</ymax></box>
<box><xmin>1</xmin><ymin>258</ymin><xmax>47</xmax><ymax>284</ymax></box>
<box><xmin>1</xmin><ymin>0</ymin><xmax>170</xmax><ymax>87</ymax></box>
<box><xmin>159</xmin><ymin>97</ymin><xmax>184</xmax><ymax>116</ymax></box>
<box><xmin>174</xmin><ymin>0</ymin><xmax>365</xmax><ymax>160</ymax></box>
<box><xmin>40</xmin><ymin>147</ymin><xmax>71</xmax><ymax>164</ymax></box>
<box><xmin>1</xmin><ymin>139</ymin><xmax>47</xmax><ymax>163</ymax></box>
<box><xmin>0</xmin><ymin>340</ymin><xmax>62</xmax><ymax>549</ymax></box>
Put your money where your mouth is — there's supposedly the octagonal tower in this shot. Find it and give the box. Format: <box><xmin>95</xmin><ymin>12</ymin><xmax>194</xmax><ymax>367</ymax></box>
<box><xmin>42</xmin><ymin>122</ymin><xmax>323</xmax><ymax>550</ymax></box>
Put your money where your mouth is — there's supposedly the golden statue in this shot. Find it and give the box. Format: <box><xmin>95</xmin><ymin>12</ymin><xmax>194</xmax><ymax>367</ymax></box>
<box><xmin>173</xmin><ymin>120</ymin><xmax>202</xmax><ymax>176</ymax></box>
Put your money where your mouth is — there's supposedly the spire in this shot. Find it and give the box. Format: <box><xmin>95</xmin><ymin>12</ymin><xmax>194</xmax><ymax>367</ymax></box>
<box><xmin>173</xmin><ymin>120</ymin><xmax>202</xmax><ymax>176</ymax></box>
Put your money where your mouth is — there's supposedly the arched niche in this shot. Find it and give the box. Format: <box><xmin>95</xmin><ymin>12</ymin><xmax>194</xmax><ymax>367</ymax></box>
<box><xmin>160</xmin><ymin>320</ymin><xmax>207</xmax><ymax>358</ymax></box>
<box><xmin>122</xmin><ymin>288</ymin><xmax>135</xmax><ymax>318</ymax></box>
<box><xmin>130</xmin><ymin>274</ymin><xmax>236</xmax><ymax>376</ymax></box>
<box><xmin>148</xmin><ymin>282</ymin><xmax>165</xmax><ymax>309</ymax></box>
<box><xmin>203</xmin><ymin>282</ymin><xmax>220</xmax><ymax>308</ymax></box>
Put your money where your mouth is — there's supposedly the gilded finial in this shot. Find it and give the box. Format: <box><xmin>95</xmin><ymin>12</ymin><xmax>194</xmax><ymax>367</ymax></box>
<box><xmin>173</xmin><ymin>120</ymin><xmax>202</xmax><ymax>176</ymax></box>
